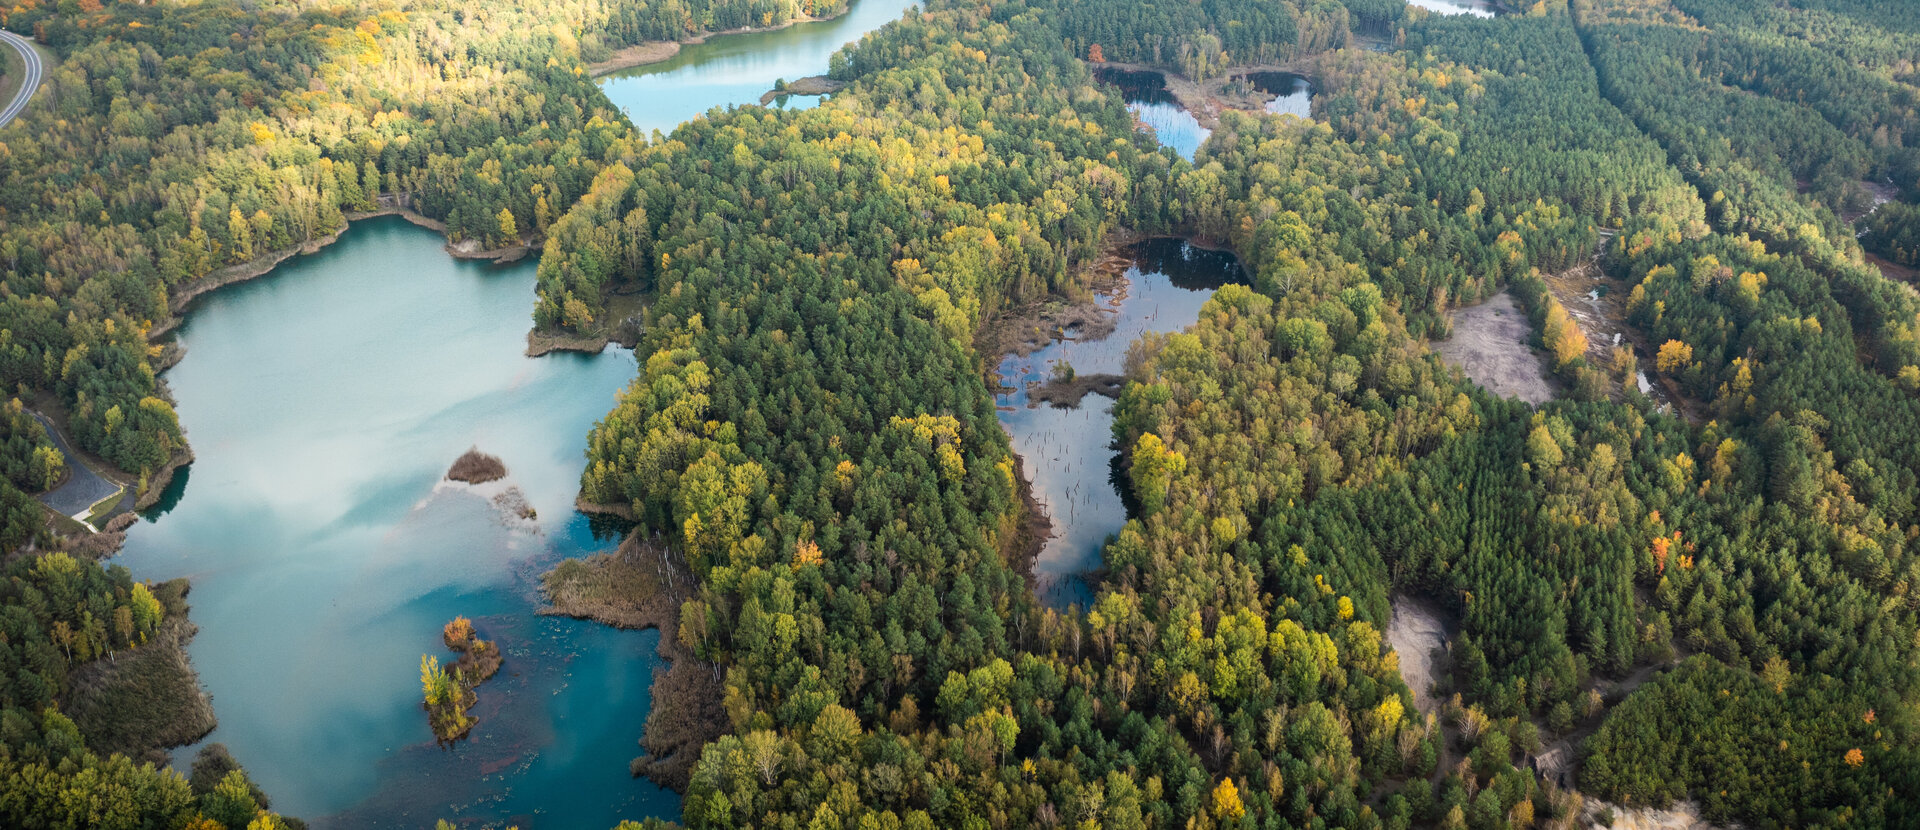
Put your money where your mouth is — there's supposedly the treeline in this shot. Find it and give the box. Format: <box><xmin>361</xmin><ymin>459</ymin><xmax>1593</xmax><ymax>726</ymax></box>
<box><xmin>1098</xmin><ymin>2</ymin><xmax>1920</xmax><ymax>824</ymax></box>
<box><xmin>1020</xmin><ymin>0</ymin><xmax>1409</xmax><ymax>81</ymax></box>
<box><xmin>550</xmin><ymin>0</ymin><xmax>1920</xmax><ymax>825</ymax></box>
<box><xmin>583</xmin><ymin>0</ymin><xmax>853</xmax><ymax>62</ymax></box>
<box><xmin>549</xmin><ymin>0</ymin><xmax>1492</xmax><ymax>826</ymax></box>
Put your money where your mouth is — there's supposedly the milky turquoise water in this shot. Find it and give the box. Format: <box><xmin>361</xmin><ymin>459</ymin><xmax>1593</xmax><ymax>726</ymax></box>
<box><xmin>119</xmin><ymin>217</ymin><xmax>674</xmax><ymax>828</ymax></box>
<box><xmin>118</xmin><ymin>0</ymin><xmax>934</xmax><ymax>821</ymax></box>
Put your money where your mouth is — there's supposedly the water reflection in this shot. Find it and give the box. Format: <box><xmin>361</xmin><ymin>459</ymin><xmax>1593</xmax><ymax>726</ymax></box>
<box><xmin>1093</xmin><ymin>67</ymin><xmax>1210</xmax><ymax>160</ymax></box>
<box><xmin>598</xmin><ymin>0</ymin><xmax>919</xmax><ymax>136</ymax></box>
<box><xmin>1239</xmin><ymin>71</ymin><xmax>1313</xmax><ymax>118</ymax></box>
<box><xmin>994</xmin><ymin>239</ymin><xmax>1243</xmax><ymax>607</ymax></box>
<box><xmin>1409</xmin><ymin>0</ymin><xmax>1499</xmax><ymax>18</ymax></box>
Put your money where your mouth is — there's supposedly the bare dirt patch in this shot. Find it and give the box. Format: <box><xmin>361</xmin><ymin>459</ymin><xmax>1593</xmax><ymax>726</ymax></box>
<box><xmin>1540</xmin><ymin>251</ymin><xmax>1695</xmax><ymax>418</ymax></box>
<box><xmin>1385</xmin><ymin>595</ymin><xmax>1451</xmax><ymax>715</ymax></box>
<box><xmin>1867</xmin><ymin>250</ymin><xmax>1918</xmax><ymax>283</ymax></box>
<box><xmin>587</xmin><ymin>42</ymin><xmax>683</xmax><ymax>76</ymax></box>
<box><xmin>539</xmin><ymin>535</ymin><xmax>724</xmax><ymax>791</ymax></box>
<box><xmin>1433</xmin><ymin>291</ymin><xmax>1557</xmax><ymax>405</ymax></box>
<box><xmin>1584</xmin><ymin>799</ymin><xmax>1720</xmax><ymax>830</ymax></box>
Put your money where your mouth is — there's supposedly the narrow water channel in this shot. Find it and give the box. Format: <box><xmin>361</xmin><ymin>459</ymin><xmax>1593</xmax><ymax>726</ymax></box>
<box><xmin>995</xmin><ymin>239</ymin><xmax>1243</xmax><ymax>608</ymax></box>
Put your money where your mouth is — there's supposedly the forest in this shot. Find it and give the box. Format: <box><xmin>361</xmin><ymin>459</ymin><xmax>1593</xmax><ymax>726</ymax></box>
<box><xmin>1</xmin><ymin>0</ymin><xmax>1919</xmax><ymax>826</ymax></box>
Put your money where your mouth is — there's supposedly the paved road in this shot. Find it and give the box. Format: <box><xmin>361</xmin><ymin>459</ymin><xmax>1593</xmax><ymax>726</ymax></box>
<box><xmin>28</xmin><ymin>411</ymin><xmax>123</xmax><ymax>522</ymax></box>
<box><xmin>0</xmin><ymin>29</ymin><xmax>44</xmax><ymax>129</ymax></box>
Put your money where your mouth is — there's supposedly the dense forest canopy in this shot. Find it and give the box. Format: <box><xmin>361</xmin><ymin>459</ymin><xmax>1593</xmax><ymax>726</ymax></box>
<box><xmin>1</xmin><ymin>0</ymin><xmax>1919</xmax><ymax>826</ymax></box>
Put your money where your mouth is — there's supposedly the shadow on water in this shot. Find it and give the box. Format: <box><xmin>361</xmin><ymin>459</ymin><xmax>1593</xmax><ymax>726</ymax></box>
<box><xmin>596</xmin><ymin>0</ymin><xmax>920</xmax><ymax>136</ymax></box>
<box><xmin>138</xmin><ymin>463</ymin><xmax>192</xmax><ymax>521</ymax></box>
<box><xmin>995</xmin><ymin>238</ymin><xmax>1244</xmax><ymax>609</ymax></box>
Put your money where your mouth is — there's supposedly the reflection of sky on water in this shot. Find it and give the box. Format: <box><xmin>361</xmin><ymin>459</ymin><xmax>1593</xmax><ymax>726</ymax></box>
<box><xmin>994</xmin><ymin>239</ymin><xmax>1243</xmax><ymax>607</ymax></box>
<box><xmin>120</xmin><ymin>218</ymin><xmax>677</xmax><ymax>828</ymax></box>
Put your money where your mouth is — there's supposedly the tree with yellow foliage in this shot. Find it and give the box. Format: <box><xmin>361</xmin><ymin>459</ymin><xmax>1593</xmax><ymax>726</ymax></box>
<box><xmin>1211</xmin><ymin>777</ymin><xmax>1245</xmax><ymax>820</ymax></box>
<box><xmin>1655</xmin><ymin>339</ymin><xmax>1693</xmax><ymax>374</ymax></box>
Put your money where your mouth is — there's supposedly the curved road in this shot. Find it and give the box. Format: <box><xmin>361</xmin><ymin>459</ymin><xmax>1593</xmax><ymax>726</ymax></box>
<box><xmin>28</xmin><ymin>411</ymin><xmax>124</xmax><ymax>524</ymax></box>
<box><xmin>0</xmin><ymin>29</ymin><xmax>44</xmax><ymax>129</ymax></box>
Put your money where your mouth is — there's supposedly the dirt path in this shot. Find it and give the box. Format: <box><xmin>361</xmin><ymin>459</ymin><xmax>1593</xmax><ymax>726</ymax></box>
<box><xmin>1433</xmin><ymin>291</ymin><xmax>1558</xmax><ymax>405</ymax></box>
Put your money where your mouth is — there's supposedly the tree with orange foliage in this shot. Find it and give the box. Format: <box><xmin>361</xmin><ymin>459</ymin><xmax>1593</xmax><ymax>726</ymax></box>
<box><xmin>1088</xmin><ymin>43</ymin><xmax>1104</xmax><ymax>63</ymax></box>
<box><xmin>443</xmin><ymin>616</ymin><xmax>475</xmax><ymax>651</ymax></box>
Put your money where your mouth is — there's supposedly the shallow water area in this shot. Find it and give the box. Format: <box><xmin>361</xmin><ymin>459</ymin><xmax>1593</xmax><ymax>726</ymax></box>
<box><xmin>117</xmin><ymin>217</ymin><xmax>676</xmax><ymax>828</ymax></box>
<box><xmin>995</xmin><ymin>239</ymin><xmax>1243</xmax><ymax>607</ymax></box>
<box><xmin>1094</xmin><ymin>67</ymin><xmax>1210</xmax><ymax>160</ymax></box>
<box><xmin>598</xmin><ymin>0</ymin><xmax>919</xmax><ymax>136</ymax></box>
<box><xmin>1241</xmin><ymin>71</ymin><xmax>1312</xmax><ymax>118</ymax></box>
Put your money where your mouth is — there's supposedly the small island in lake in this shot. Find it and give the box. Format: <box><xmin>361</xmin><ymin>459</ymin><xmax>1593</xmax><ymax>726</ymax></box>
<box><xmin>445</xmin><ymin>447</ymin><xmax>507</xmax><ymax>484</ymax></box>
<box><xmin>420</xmin><ymin>616</ymin><xmax>504</xmax><ymax>743</ymax></box>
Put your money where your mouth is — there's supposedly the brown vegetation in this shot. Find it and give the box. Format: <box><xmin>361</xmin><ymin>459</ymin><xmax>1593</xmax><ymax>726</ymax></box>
<box><xmin>539</xmin><ymin>535</ymin><xmax>724</xmax><ymax>790</ymax></box>
<box><xmin>524</xmin><ymin>289</ymin><xmax>646</xmax><ymax>357</ymax></box>
<box><xmin>1028</xmin><ymin>372</ymin><xmax>1127</xmax><ymax>407</ymax></box>
<box><xmin>61</xmin><ymin>581</ymin><xmax>214</xmax><ymax>765</ymax></box>
<box><xmin>758</xmin><ymin>75</ymin><xmax>844</xmax><ymax>105</ymax></box>
<box><xmin>446</xmin><ymin>448</ymin><xmax>507</xmax><ymax>484</ymax></box>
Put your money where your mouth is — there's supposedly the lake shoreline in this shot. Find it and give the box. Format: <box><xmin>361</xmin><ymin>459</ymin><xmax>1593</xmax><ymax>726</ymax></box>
<box><xmin>59</xmin><ymin>580</ymin><xmax>217</xmax><ymax>766</ymax></box>
<box><xmin>149</xmin><ymin>201</ymin><xmax>534</xmax><ymax>344</ymax></box>
<box><xmin>586</xmin><ymin>8</ymin><xmax>855</xmax><ymax>78</ymax></box>
<box><xmin>538</xmin><ymin>534</ymin><xmax>724</xmax><ymax>792</ymax></box>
